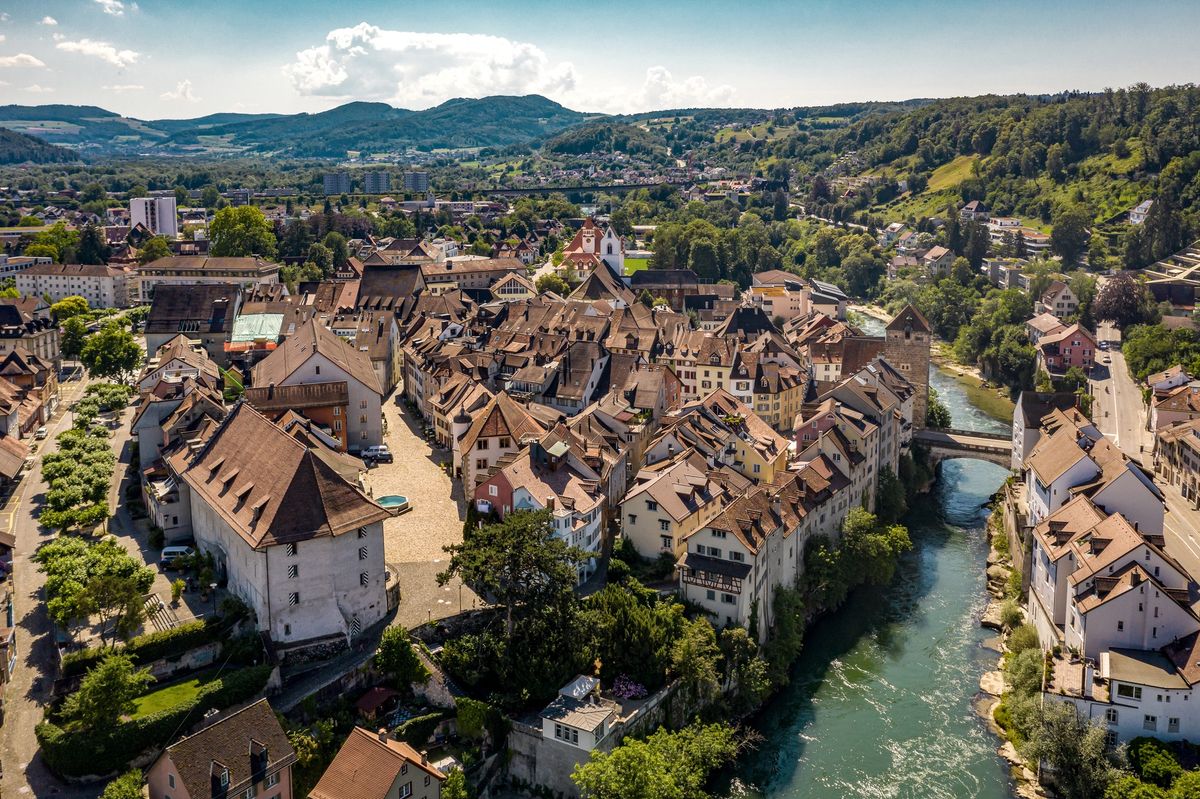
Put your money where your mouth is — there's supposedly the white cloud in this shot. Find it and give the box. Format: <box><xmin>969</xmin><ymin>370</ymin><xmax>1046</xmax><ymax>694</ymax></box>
<box><xmin>0</xmin><ymin>35</ymin><xmax>5</xmax><ymax>44</ymax></box>
<box><xmin>40</xmin><ymin>16</ymin><xmax>57</xmax><ymax>25</ymax></box>
<box><xmin>161</xmin><ymin>79</ymin><xmax>199</xmax><ymax>103</ymax></box>
<box><xmin>283</xmin><ymin>23</ymin><xmax>576</xmax><ymax>108</ymax></box>
<box><xmin>103</xmin><ymin>83</ymin><xmax>143</xmax><ymax>93</ymax></box>
<box><xmin>0</xmin><ymin>53</ymin><xmax>46</xmax><ymax>68</ymax></box>
<box><xmin>94</xmin><ymin>0</ymin><xmax>125</xmax><ymax>16</ymax></box>
<box><xmin>56</xmin><ymin>38</ymin><xmax>140</xmax><ymax>68</ymax></box>
<box><xmin>0</xmin><ymin>13</ymin><xmax>8</xmax><ymax>22</ymax></box>
<box><xmin>627</xmin><ymin>67</ymin><xmax>735</xmax><ymax>111</ymax></box>
<box><xmin>23</xmin><ymin>84</ymin><xmax>54</xmax><ymax>93</ymax></box>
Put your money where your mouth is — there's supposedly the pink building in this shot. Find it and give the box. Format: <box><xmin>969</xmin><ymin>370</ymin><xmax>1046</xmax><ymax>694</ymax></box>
<box><xmin>147</xmin><ymin>699</ymin><xmax>295</xmax><ymax>799</ymax></box>
<box><xmin>1037</xmin><ymin>323</ymin><xmax>1096</xmax><ymax>376</ymax></box>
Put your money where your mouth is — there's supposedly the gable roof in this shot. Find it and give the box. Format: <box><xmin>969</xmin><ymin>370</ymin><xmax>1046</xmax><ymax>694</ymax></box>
<box><xmin>309</xmin><ymin>727</ymin><xmax>445</xmax><ymax>799</ymax></box>
<box><xmin>885</xmin><ymin>304</ymin><xmax>931</xmax><ymax>333</ymax></box>
<box><xmin>178</xmin><ymin>403</ymin><xmax>390</xmax><ymax>548</ymax></box>
<box><xmin>251</xmin><ymin>318</ymin><xmax>382</xmax><ymax>395</ymax></box>
<box><xmin>160</xmin><ymin>699</ymin><xmax>294</xmax><ymax>799</ymax></box>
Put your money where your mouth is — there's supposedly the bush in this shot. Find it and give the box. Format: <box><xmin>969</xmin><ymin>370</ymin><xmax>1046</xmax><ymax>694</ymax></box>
<box><xmin>999</xmin><ymin>599</ymin><xmax>1023</xmax><ymax>630</ymax></box>
<box><xmin>148</xmin><ymin>526</ymin><xmax>165</xmax><ymax>551</ymax></box>
<box><xmin>1007</xmin><ymin>623</ymin><xmax>1040</xmax><ymax>655</ymax></box>
<box><xmin>393</xmin><ymin>711</ymin><xmax>447</xmax><ymax>748</ymax></box>
<box><xmin>61</xmin><ymin>619</ymin><xmax>222</xmax><ymax>678</ymax></box>
<box><xmin>1128</xmin><ymin>737</ymin><xmax>1184</xmax><ymax>788</ymax></box>
<box><xmin>38</xmin><ymin>664</ymin><xmax>271</xmax><ymax>778</ymax></box>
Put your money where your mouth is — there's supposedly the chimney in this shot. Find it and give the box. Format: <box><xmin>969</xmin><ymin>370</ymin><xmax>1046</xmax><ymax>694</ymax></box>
<box><xmin>547</xmin><ymin>496</ymin><xmax>556</xmax><ymax>512</ymax></box>
<box><xmin>420</xmin><ymin>750</ymin><xmax>429</xmax><ymax>765</ymax></box>
<box><xmin>378</xmin><ymin>728</ymin><xmax>388</xmax><ymax>742</ymax></box>
<box><xmin>267</xmin><ymin>383</ymin><xmax>275</xmax><ymax>400</ymax></box>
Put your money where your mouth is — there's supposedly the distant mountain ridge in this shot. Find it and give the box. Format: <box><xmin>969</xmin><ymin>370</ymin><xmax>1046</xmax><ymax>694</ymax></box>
<box><xmin>0</xmin><ymin>94</ymin><xmax>595</xmax><ymax>158</ymax></box>
<box><xmin>0</xmin><ymin>127</ymin><xmax>79</xmax><ymax>165</ymax></box>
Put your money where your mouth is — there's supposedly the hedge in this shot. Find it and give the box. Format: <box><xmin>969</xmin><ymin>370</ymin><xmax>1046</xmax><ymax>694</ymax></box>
<box><xmin>37</xmin><ymin>664</ymin><xmax>271</xmax><ymax>778</ymax></box>
<box><xmin>394</xmin><ymin>711</ymin><xmax>449</xmax><ymax>748</ymax></box>
<box><xmin>61</xmin><ymin>620</ymin><xmax>223</xmax><ymax>679</ymax></box>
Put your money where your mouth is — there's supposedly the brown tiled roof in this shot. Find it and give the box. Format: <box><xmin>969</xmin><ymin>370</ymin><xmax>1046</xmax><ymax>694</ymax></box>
<box><xmin>137</xmin><ymin>256</ymin><xmax>277</xmax><ymax>274</ymax></box>
<box><xmin>460</xmin><ymin>391</ymin><xmax>546</xmax><ymax>450</ymax></box>
<box><xmin>180</xmin><ymin>403</ymin><xmax>390</xmax><ymax>548</ymax></box>
<box><xmin>159</xmin><ymin>699</ymin><xmax>295</xmax><ymax>799</ymax></box>
<box><xmin>309</xmin><ymin>727</ymin><xmax>445</xmax><ymax>799</ymax></box>
<box><xmin>0</xmin><ymin>434</ymin><xmax>27</xmax><ymax>480</ymax></box>
<box><xmin>18</xmin><ymin>263</ymin><xmax>126</xmax><ymax>277</ymax></box>
<box><xmin>145</xmin><ymin>283</ymin><xmax>239</xmax><ymax>334</ymax></box>
<box><xmin>252</xmin><ymin>318</ymin><xmax>382</xmax><ymax>395</ymax></box>
<box><xmin>1027</xmin><ymin>428</ymin><xmax>1091</xmax><ymax>484</ymax></box>
<box><xmin>245</xmin><ymin>381</ymin><xmax>349</xmax><ymax>411</ymax></box>
<box><xmin>885</xmin><ymin>304</ymin><xmax>932</xmax><ymax>333</ymax></box>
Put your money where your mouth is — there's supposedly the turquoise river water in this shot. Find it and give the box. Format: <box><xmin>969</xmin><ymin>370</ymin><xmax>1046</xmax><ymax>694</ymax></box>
<box><xmin>723</xmin><ymin>318</ymin><xmax>1015</xmax><ymax>799</ymax></box>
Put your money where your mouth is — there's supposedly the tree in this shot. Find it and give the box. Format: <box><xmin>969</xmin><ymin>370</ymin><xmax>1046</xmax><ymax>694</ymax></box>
<box><xmin>1094</xmin><ymin>272</ymin><xmax>1157</xmax><ymax>329</ymax></box>
<box><xmin>61</xmin><ymin>316</ymin><xmax>89</xmax><ymax>361</ymax></box>
<box><xmin>1022</xmin><ymin>702</ymin><xmax>1120</xmax><ymax>799</ymax></box>
<box><xmin>1106</xmin><ymin>776</ymin><xmax>1167</xmax><ymax>799</ymax></box>
<box><xmin>669</xmin><ymin>618</ymin><xmax>720</xmax><ymax>702</ymax></box>
<box><xmin>80</xmin><ymin>182</ymin><xmax>107</xmax><ymax>204</ymax></box>
<box><xmin>51</xmin><ymin>295</ymin><xmax>90</xmax><ymax>321</ymax></box>
<box><xmin>62</xmin><ymin>653</ymin><xmax>154</xmax><ymax>730</ymax></box>
<box><xmin>1169</xmin><ymin>772</ymin><xmax>1200</xmax><ymax>798</ymax></box>
<box><xmin>437</xmin><ymin>510</ymin><xmax>584</xmax><ymax>641</ymax></box>
<box><xmin>441</xmin><ymin>768</ymin><xmax>471</xmax><ymax>799</ymax></box>
<box><xmin>572</xmin><ymin>722</ymin><xmax>739</xmax><ymax>799</ymax></box>
<box><xmin>24</xmin><ymin>243</ymin><xmax>58</xmax><ymax>262</ymax></box>
<box><xmin>100</xmin><ymin>769</ymin><xmax>144</xmax><ymax>799</ymax></box>
<box><xmin>535</xmin><ymin>273</ymin><xmax>569</xmax><ymax>296</ymax></box>
<box><xmin>323</xmin><ymin>231</ymin><xmax>349</xmax><ymax>269</ymax></box>
<box><xmin>209</xmin><ymin>206</ymin><xmax>276</xmax><ymax>258</ymax></box>
<box><xmin>1128</xmin><ymin>738</ymin><xmax>1183</xmax><ymax>789</ymax></box>
<box><xmin>965</xmin><ymin>222</ymin><xmax>990</xmax><ymax>268</ymax></box>
<box><xmin>375</xmin><ymin>626</ymin><xmax>429</xmax><ymax>688</ymax></box>
<box><xmin>33</xmin><ymin>222</ymin><xmax>80</xmax><ymax>263</ymax></box>
<box><xmin>200</xmin><ymin>185</ymin><xmax>221</xmax><ymax>208</ymax></box>
<box><xmin>306</xmin><ymin>243</ymin><xmax>333</xmax><ymax>276</ymax></box>
<box><xmin>77</xmin><ymin>223</ymin><xmax>111</xmax><ymax>265</ymax></box>
<box><xmin>926</xmin><ymin>387</ymin><xmax>952</xmax><ymax>428</ymax></box>
<box><xmin>136</xmin><ymin>235</ymin><xmax>172</xmax><ymax>265</ymax></box>
<box><xmin>81</xmin><ymin>322</ymin><xmax>142</xmax><ymax>383</ymax></box>
<box><xmin>1051</xmin><ymin>207</ymin><xmax>1091</xmax><ymax>265</ymax></box>
<box><xmin>875</xmin><ymin>466</ymin><xmax>908</xmax><ymax>523</ymax></box>
<box><xmin>83</xmin><ymin>573</ymin><xmax>147</xmax><ymax>647</ymax></box>
<box><xmin>841</xmin><ymin>507</ymin><xmax>912</xmax><ymax>586</ymax></box>
<box><xmin>687</xmin><ymin>238</ymin><xmax>721</xmax><ymax>281</ymax></box>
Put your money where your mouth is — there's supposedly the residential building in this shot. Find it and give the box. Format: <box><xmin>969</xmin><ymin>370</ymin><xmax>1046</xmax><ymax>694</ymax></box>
<box><xmin>15</xmin><ymin>263</ymin><xmax>133</xmax><ymax>308</ymax></box>
<box><xmin>1130</xmin><ymin>200</ymin><xmax>1154</xmax><ymax>226</ymax></box>
<box><xmin>960</xmin><ymin>200</ymin><xmax>990</xmax><ymax>221</ymax></box>
<box><xmin>137</xmin><ymin>334</ymin><xmax>221</xmax><ymax>395</ymax></box>
<box><xmin>1038</xmin><ymin>280</ymin><xmax>1079</xmax><ymax>320</ymax></box>
<box><xmin>1154</xmin><ymin>418</ymin><xmax>1200</xmax><ymax>505</ymax></box>
<box><xmin>1037</xmin><ymin>323</ymin><xmax>1097</xmax><ymax>376</ymax></box>
<box><xmin>145</xmin><ymin>283</ymin><xmax>242</xmax><ymax>364</ymax></box>
<box><xmin>309</xmin><ymin>727</ymin><xmax>445</xmax><ymax>799</ymax></box>
<box><xmin>130</xmin><ymin>196</ymin><xmax>178</xmax><ymax>238</ymax></box>
<box><xmin>137</xmin><ymin>256</ymin><xmax>280</xmax><ymax>303</ymax></box>
<box><xmin>0</xmin><ymin>299</ymin><xmax>59</xmax><ymax>367</ymax></box>
<box><xmin>324</xmin><ymin>172</ymin><xmax>351</xmax><ymax>195</ymax></box>
<box><xmin>403</xmin><ymin>172</ymin><xmax>429</xmax><ymax>193</ymax></box>
<box><xmin>421</xmin><ymin>257</ymin><xmax>526</xmax><ymax>295</ymax></box>
<box><xmin>921</xmin><ymin>246</ymin><xmax>954</xmax><ymax>278</ymax></box>
<box><xmin>362</xmin><ymin>172</ymin><xmax>391</xmax><ymax>195</ymax></box>
<box><xmin>147</xmin><ymin>699</ymin><xmax>296</xmax><ymax>799</ymax></box>
<box><xmin>1147</xmin><ymin>365</ymin><xmax>1191</xmax><ymax>396</ymax></box>
<box><xmin>175</xmin><ymin>403</ymin><xmax>392</xmax><ymax>645</ymax></box>
<box><xmin>251</xmin><ymin>318</ymin><xmax>383</xmax><ymax>452</ymax></box>
<box><xmin>620</xmin><ymin>451</ymin><xmax>734</xmax><ymax>559</ymax></box>
<box><xmin>1011</xmin><ymin>391</ymin><xmax>1080</xmax><ymax>471</ymax></box>
<box><xmin>1152</xmin><ymin>384</ymin><xmax>1200</xmax><ymax>432</ymax></box>
<box><xmin>1026</xmin><ymin>312</ymin><xmax>1066</xmax><ymax>345</ymax></box>
<box><xmin>561</xmin><ymin>219</ymin><xmax>624</xmax><ymax>274</ymax></box>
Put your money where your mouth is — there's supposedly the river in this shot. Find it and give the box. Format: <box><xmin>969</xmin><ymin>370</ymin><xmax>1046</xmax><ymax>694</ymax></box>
<box><xmin>724</xmin><ymin>318</ymin><xmax>1014</xmax><ymax>799</ymax></box>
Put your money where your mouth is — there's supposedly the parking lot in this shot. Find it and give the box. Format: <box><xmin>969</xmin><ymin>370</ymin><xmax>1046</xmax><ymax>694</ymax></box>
<box><xmin>364</xmin><ymin>395</ymin><xmax>480</xmax><ymax>629</ymax></box>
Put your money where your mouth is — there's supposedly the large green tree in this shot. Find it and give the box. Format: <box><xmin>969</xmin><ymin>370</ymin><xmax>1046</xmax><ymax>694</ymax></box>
<box><xmin>572</xmin><ymin>722</ymin><xmax>739</xmax><ymax>799</ymax></box>
<box><xmin>81</xmin><ymin>322</ymin><xmax>142</xmax><ymax>383</ymax></box>
<box><xmin>209</xmin><ymin>206</ymin><xmax>277</xmax><ymax>258</ymax></box>
<box><xmin>62</xmin><ymin>653</ymin><xmax>154</xmax><ymax>730</ymax></box>
<box><xmin>1051</xmin><ymin>207</ymin><xmax>1092</xmax><ymax>265</ymax></box>
<box><xmin>136</xmin><ymin>235</ymin><xmax>172</xmax><ymax>265</ymax></box>
<box><xmin>77</xmin><ymin>223</ymin><xmax>111</xmax><ymax>265</ymax></box>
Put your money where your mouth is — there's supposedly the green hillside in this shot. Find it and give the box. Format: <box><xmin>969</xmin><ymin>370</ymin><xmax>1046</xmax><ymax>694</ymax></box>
<box><xmin>0</xmin><ymin>127</ymin><xmax>79</xmax><ymax>164</ymax></box>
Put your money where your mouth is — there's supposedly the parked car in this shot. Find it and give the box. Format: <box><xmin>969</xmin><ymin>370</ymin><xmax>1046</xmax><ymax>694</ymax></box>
<box><xmin>160</xmin><ymin>545</ymin><xmax>195</xmax><ymax>569</ymax></box>
<box><xmin>362</xmin><ymin>445</ymin><xmax>394</xmax><ymax>464</ymax></box>
<box><xmin>34</xmin><ymin>426</ymin><xmax>47</xmax><ymax>440</ymax></box>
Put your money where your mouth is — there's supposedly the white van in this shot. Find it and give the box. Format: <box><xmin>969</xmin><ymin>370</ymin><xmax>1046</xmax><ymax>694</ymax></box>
<box><xmin>160</xmin><ymin>545</ymin><xmax>195</xmax><ymax>569</ymax></box>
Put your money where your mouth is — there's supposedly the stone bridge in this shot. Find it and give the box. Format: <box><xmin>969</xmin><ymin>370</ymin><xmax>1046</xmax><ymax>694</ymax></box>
<box><xmin>913</xmin><ymin>427</ymin><xmax>1014</xmax><ymax>469</ymax></box>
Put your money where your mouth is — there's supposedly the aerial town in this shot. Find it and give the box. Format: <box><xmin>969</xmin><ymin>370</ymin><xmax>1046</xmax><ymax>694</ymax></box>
<box><xmin>0</xmin><ymin>8</ymin><xmax>1197</xmax><ymax>798</ymax></box>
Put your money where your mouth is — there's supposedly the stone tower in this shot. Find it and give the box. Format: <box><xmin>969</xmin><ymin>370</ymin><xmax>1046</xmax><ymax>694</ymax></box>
<box><xmin>882</xmin><ymin>304</ymin><xmax>932</xmax><ymax>428</ymax></box>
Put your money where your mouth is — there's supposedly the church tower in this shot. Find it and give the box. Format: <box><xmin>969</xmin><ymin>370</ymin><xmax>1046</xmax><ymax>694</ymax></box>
<box><xmin>882</xmin><ymin>304</ymin><xmax>932</xmax><ymax>428</ymax></box>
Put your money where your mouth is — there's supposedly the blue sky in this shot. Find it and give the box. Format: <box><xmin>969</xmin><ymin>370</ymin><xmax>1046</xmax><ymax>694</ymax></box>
<box><xmin>0</xmin><ymin>0</ymin><xmax>1198</xmax><ymax>118</ymax></box>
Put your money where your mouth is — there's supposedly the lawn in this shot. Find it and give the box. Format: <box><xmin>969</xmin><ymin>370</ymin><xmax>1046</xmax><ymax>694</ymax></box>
<box><xmin>624</xmin><ymin>257</ymin><xmax>651</xmax><ymax>275</ymax></box>
<box><xmin>131</xmin><ymin>671</ymin><xmax>221</xmax><ymax>718</ymax></box>
<box><xmin>927</xmin><ymin>155</ymin><xmax>979</xmax><ymax>191</ymax></box>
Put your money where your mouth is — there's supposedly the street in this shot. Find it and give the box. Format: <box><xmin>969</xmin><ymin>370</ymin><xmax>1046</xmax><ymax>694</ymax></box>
<box><xmin>0</xmin><ymin>374</ymin><xmax>102</xmax><ymax>799</ymax></box>
<box><xmin>1091</xmin><ymin>322</ymin><xmax>1200</xmax><ymax>596</ymax></box>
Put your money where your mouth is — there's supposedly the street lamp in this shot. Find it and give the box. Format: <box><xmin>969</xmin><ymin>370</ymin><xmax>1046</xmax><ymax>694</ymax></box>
<box><xmin>209</xmin><ymin>583</ymin><xmax>218</xmax><ymax>618</ymax></box>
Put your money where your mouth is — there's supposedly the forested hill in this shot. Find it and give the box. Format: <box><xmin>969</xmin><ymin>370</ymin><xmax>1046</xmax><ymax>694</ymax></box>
<box><xmin>0</xmin><ymin>127</ymin><xmax>79</xmax><ymax>164</ymax></box>
<box><xmin>778</xmin><ymin>85</ymin><xmax>1200</xmax><ymax>253</ymax></box>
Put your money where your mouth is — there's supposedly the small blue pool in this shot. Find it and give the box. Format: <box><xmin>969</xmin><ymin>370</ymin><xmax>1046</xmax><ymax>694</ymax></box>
<box><xmin>377</xmin><ymin>495</ymin><xmax>410</xmax><ymax>512</ymax></box>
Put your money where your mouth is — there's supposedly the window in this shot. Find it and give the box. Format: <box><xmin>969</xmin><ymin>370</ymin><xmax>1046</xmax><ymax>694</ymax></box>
<box><xmin>358</xmin><ymin>527</ymin><xmax>367</xmax><ymax>539</ymax></box>
<box><xmin>286</xmin><ymin>543</ymin><xmax>297</xmax><ymax>557</ymax></box>
<box><xmin>360</xmin><ymin>415</ymin><xmax>368</xmax><ymax>424</ymax></box>
<box><xmin>646</xmin><ymin>500</ymin><xmax>658</xmax><ymax>511</ymax></box>
<box><xmin>731</xmin><ymin>551</ymin><xmax>745</xmax><ymax>563</ymax></box>
<box><xmin>712</xmin><ymin>530</ymin><xmax>726</xmax><ymax>539</ymax></box>
<box><xmin>425</xmin><ymin>776</ymin><xmax>432</xmax><ymax>787</ymax></box>
<box><xmin>489</xmin><ymin>484</ymin><xmax>498</xmax><ymax>497</ymax></box>
<box><xmin>360</xmin><ymin>400</ymin><xmax>367</xmax><ymax>409</ymax></box>
<box><xmin>628</xmin><ymin>514</ymin><xmax>637</xmax><ymax>525</ymax></box>
<box><xmin>706</xmin><ymin>589</ymin><xmax>716</xmax><ymax>601</ymax></box>
<box><xmin>1170</xmin><ymin>717</ymin><xmax>1181</xmax><ymax>733</ymax></box>
<box><xmin>219</xmin><ymin>770</ymin><xmax>230</xmax><ymax>787</ymax></box>
<box><xmin>360</xmin><ymin>572</ymin><xmax>369</xmax><ymax>586</ymax></box>
<box><xmin>477</xmin><ymin>439</ymin><xmax>490</xmax><ymax>450</ymax></box>
<box><xmin>1117</xmin><ymin>620</ymin><xmax>1125</xmax><ymax>631</ymax></box>
<box><xmin>334</xmin><ymin>420</ymin><xmax>343</xmax><ymax>432</ymax></box>
<box><xmin>1145</xmin><ymin>715</ymin><xmax>1158</xmax><ymax>731</ymax></box>
<box><xmin>661</xmin><ymin>535</ymin><xmax>672</xmax><ymax>550</ymax></box>
<box><xmin>169</xmin><ymin>775</ymin><xmax>175</xmax><ymax>789</ymax></box>
<box><xmin>1117</xmin><ymin>684</ymin><xmax>1143</xmax><ymax>701</ymax></box>
<box><xmin>1105</xmin><ymin>708</ymin><xmax>1119</xmax><ymax>726</ymax></box>
<box><xmin>284</xmin><ymin>624</ymin><xmax>291</xmax><ymax>636</ymax></box>
<box><xmin>753</xmin><ymin>463</ymin><xmax>761</xmax><ymax>474</ymax></box>
<box><xmin>401</xmin><ymin>764</ymin><xmax>408</xmax><ymax>775</ymax></box>
<box><xmin>314</xmin><ymin>365</ymin><xmax>320</xmax><ymax>375</ymax></box>
<box><xmin>288</xmin><ymin>592</ymin><xmax>299</xmax><ymax>606</ymax></box>
<box><xmin>659</xmin><ymin>519</ymin><xmax>670</xmax><ymax>531</ymax></box>
<box><xmin>499</xmin><ymin>437</ymin><xmax>510</xmax><ymax>448</ymax></box>
<box><xmin>721</xmin><ymin>593</ymin><xmax>736</xmax><ymax>605</ymax></box>
<box><xmin>265</xmin><ymin>773</ymin><xmax>278</xmax><ymax>788</ymax></box>
<box><xmin>287</xmin><ymin>565</ymin><xmax>298</xmax><ymax>579</ymax></box>
<box><xmin>359</xmin><ymin>546</ymin><xmax>368</xmax><ymax>560</ymax></box>
<box><xmin>243</xmin><ymin>787</ymin><xmax>257</xmax><ymax>799</ymax></box>
<box><xmin>398</xmin><ymin>783</ymin><xmax>412</xmax><ymax>799</ymax></box>
<box><xmin>475</xmin><ymin>458</ymin><xmax>487</xmax><ymax>471</ymax></box>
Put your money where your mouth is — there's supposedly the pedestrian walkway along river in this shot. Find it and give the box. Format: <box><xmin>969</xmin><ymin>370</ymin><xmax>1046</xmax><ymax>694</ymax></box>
<box><xmin>724</xmin><ymin>325</ymin><xmax>1015</xmax><ymax>799</ymax></box>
